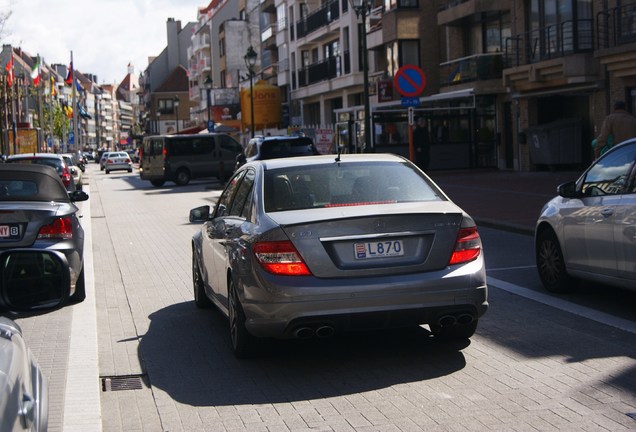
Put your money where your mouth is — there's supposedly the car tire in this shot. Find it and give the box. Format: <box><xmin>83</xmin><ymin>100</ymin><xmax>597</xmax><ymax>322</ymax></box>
<box><xmin>536</xmin><ymin>228</ymin><xmax>574</xmax><ymax>293</ymax></box>
<box><xmin>69</xmin><ymin>267</ymin><xmax>86</xmax><ymax>303</ymax></box>
<box><xmin>193</xmin><ymin>254</ymin><xmax>211</xmax><ymax>309</ymax></box>
<box><xmin>150</xmin><ymin>180</ymin><xmax>165</xmax><ymax>187</ymax></box>
<box><xmin>174</xmin><ymin>169</ymin><xmax>191</xmax><ymax>186</ymax></box>
<box><xmin>228</xmin><ymin>278</ymin><xmax>256</xmax><ymax>358</ymax></box>
<box><xmin>431</xmin><ymin>320</ymin><xmax>477</xmax><ymax>341</ymax></box>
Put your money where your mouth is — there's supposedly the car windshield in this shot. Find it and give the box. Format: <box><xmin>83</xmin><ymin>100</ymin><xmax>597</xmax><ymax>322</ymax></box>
<box><xmin>263</xmin><ymin>161</ymin><xmax>442</xmax><ymax>212</ymax></box>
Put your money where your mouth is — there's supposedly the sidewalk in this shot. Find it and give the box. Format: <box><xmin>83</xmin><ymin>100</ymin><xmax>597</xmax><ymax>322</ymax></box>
<box><xmin>429</xmin><ymin>169</ymin><xmax>581</xmax><ymax>235</ymax></box>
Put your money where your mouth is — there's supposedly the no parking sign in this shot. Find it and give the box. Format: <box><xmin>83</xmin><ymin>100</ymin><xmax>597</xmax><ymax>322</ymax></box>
<box><xmin>394</xmin><ymin>65</ymin><xmax>427</xmax><ymax>97</ymax></box>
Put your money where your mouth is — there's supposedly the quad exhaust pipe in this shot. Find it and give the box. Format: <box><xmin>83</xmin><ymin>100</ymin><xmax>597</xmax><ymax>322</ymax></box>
<box><xmin>293</xmin><ymin>324</ymin><xmax>335</xmax><ymax>339</ymax></box>
<box><xmin>436</xmin><ymin>312</ymin><xmax>475</xmax><ymax>327</ymax></box>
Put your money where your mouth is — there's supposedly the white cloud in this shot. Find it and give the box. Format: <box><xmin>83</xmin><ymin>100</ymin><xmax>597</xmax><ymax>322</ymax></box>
<box><xmin>1</xmin><ymin>0</ymin><xmax>202</xmax><ymax>84</ymax></box>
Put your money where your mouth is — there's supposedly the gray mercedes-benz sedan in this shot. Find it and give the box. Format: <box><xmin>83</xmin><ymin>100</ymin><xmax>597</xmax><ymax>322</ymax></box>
<box><xmin>190</xmin><ymin>153</ymin><xmax>488</xmax><ymax>357</ymax></box>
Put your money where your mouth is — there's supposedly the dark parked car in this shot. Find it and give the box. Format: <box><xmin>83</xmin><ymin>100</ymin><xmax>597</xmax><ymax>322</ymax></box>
<box><xmin>6</xmin><ymin>153</ymin><xmax>77</xmax><ymax>192</ymax></box>
<box><xmin>234</xmin><ymin>135</ymin><xmax>320</xmax><ymax>170</ymax></box>
<box><xmin>0</xmin><ymin>164</ymin><xmax>89</xmax><ymax>303</ymax></box>
<box><xmin>535</xmin><ymin>137</ymin><xmax>636</xmax><ymax>293</ymax></box>
<box><xmin>190</xmin><ymin>153</ymin><xmax>488</xmax><ymax>357</ymax></box>
<box><xmin>0</xmin><ymin>249</ymin><xmax>72</xmax><ymax>432</ymax></box>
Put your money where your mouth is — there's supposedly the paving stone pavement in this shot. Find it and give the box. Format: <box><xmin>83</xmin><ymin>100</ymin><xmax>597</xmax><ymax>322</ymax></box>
<box><xmin>86</xmin><ymin>165</ymin><xmax>636</xmax><ymax>432</ymax></box>
<box><xmin>14</xmin><ymin>164</ymin><xmax>636</xmax><ymax>432</ymax></box>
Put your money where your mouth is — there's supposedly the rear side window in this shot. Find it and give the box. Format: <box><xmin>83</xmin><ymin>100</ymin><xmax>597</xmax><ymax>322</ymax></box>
<box><xmin>167</xmin><ymin>137</ymin><xmax>215</xmax><ymax>156</ymax></box>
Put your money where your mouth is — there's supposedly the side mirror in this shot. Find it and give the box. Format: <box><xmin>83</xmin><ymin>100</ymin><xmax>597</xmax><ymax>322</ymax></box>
<box><xmin>0</xmin><ymin>250</ymin><xmax>71</xmax><ymax>313</ymax></box>
<box><xmin>189</xmin><ymin>205</ymin><xmax>211</xmax><ymax>223</ymax></box>
<box><xmin>236</xmin><ymin>153</ymin><xmax>247</xmax><ymax>165</ymax></box>
<box><xmin>556</xmin><ymin>181</ymin><xmax>579</xmax><ymax>199</ymax></box>
<box><xmin>69</xmin><ymin>190</ymin><xmax>89</xmax><ymax>202</ymax></box>
<box><xmin>70</xmin><ymin>167</ymin><xmax>77</xmax><ymax>175</ymax></box>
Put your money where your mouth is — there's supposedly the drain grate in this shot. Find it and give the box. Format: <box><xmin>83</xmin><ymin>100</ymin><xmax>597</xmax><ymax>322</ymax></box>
<box><xmin>101</xmin><ymin>374</ymin><xmax>148</xmax><ymax>392</ymax></box>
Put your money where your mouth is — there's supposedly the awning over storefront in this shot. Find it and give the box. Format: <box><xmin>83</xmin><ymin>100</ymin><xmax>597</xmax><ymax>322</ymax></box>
<box><xmin>374</xmin><ymin>88</ymin><xmax>475</xmax><ymax>112</ymax></box>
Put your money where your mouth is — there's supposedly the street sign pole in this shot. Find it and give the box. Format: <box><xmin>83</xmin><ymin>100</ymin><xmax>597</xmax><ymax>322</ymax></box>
<box><xmin>394</xmin><ymin>66</ymin><xmax>427</xmax><ymax>164</ymax></box>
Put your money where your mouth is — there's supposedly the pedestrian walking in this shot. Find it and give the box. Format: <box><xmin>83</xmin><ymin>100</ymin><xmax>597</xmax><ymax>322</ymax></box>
<box><xmin>413</xmin><ymin>117</ymin><xmax>431</xmax><ymax>170</ymax></box>
<box><xmin>593</xmin><ymin>100</ymin><xmax>636</xmax><ymax>158</ymax></box>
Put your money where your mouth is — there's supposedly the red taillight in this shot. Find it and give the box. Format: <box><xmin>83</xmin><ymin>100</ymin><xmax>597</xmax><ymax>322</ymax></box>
<box><xmin>125</xmin><ymin>158</ymin><xmax>131</xmax><ymax>163</ymax></box>
<box><xmin>448</xmin><ymin>227</ymin><xmax>481</xmax><ymax>265</ymax></box>
<box><xmin>61</xmin><ymin>166</ymin><xmax>71</xmax><ymax>186</ymax></box>
<box><xmin>253</xmin><ymin>241</ymin><xmax>311</xmax><ymax>276</ymax></box>
<box><xmin>37</xmin><ymin>217</ymin><xmax>73</xmax><ymax>240</ymax></box>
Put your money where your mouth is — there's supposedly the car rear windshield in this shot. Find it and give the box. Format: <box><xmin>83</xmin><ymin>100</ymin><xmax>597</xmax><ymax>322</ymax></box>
<box><xmin>260</xmin><ymin>138</ymin><xmax>317</xmax><ymax>159</ymax></box>
<box><xmin>264</xmin><ymin>161</ymin><xmax>442</xmax><ymax>212</ymax></box>
<box><xmin>0</xmin><ymin>173</ymin><xmax>69</xmax><ymax>202</ymax></box>
<box><xmin>6</xmin><ymin>158</ymin><xmax>64</xmax><ymax>176</ymax></box>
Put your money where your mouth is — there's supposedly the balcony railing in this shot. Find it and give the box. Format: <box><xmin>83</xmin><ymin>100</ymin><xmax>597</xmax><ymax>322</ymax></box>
<box><xmin>296</xmin><ymin>1</ymin><xmax>340</xmax><ymax>39</ymax></box>
<box><xmin>596</xmin><ymin>1</ymin><xmax>636</xmax><ymax>49</ymax></box>
<box><xmin>440</xmin><ymin>53</ymin><xmax>503</xmax><ymax>85</ymax></box>
<box><xmin>296</xmin><ymin>55</ymin><xmax>347</xmax><ymax>88</ymax></box>
<box><xmin>505</xmin><ymin>19</ymin><xmax>594</xmax><ymax>67</ymax></box>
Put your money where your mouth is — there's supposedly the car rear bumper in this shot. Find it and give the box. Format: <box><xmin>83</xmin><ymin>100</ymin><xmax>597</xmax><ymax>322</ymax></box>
<box><xmin>240</xmin><ymin>259</ymin><xmax>488</xmax><ymax>338</ymax></box>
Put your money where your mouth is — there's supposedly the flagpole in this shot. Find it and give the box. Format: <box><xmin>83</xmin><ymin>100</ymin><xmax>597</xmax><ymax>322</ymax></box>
<box><xmin>36</xmin><ymin>55</ymin><xmax>44</xmax><ymax>152</ymax></box>
<box><xmin>69</xmin><ymin>51</ymin><xmax>76</xmax><ymax>154</ymax></box>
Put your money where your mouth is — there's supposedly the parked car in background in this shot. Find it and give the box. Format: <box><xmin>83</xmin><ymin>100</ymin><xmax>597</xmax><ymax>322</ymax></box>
<box><xmin>535</xmin><ymin>138</ymin><xmax>636</xmax><ymax>293</ymax></box>
<box><xmin>140</xmin><ymin>133</ymin><xmax>242</xmax><ymax>186</ymax></box>
<box><xmin>5</xmin><ymin>153</ymin><xmax>76</xmax><ymax>192</ymax></box>
<box><xmin>0</xmin><ymin>249</ymin><xmax>72</xmax><ymax>432</ymax></box>
<box><xmin>61</xmin><ymin>153</ymin><xmax>82</xmax><ymax>190</ymax></box>
<box><xmin>0</xmin><ymin>164</ymin><xmax>89</xmax><ymax>303</ymax></box>
<box><xmin>190</xmin><ymin>153</ymin><xmax>488</xmax><ymax>357</ymax></box>
<box><xmin>235</xmin><ymin>135</ymin><xmax>320</xmax><ymax>170</ymax></box>
<box><xmin>102</xmin><ymin>151</ymin><xmax>133</xmax><ymax>174</ymax></box>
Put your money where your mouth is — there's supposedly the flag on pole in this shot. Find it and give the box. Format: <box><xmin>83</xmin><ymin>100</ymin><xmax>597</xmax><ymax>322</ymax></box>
<box><xmin>5</xmin><ymin>53</ymin><xmax>14</xmax><ymax>87</ymax></box>
<box><xmin>65</xmin><ymin>61</ymin><xmax>73</xmax><ymax>84</ymax></box>
<box><xmin>75</xmin><ymin>78</ymin><xmax>82</xmax><ymax>92</ymax></box>
<box><xmin>31</xmin><ymin>55</ymin><xmax>41</xmax><ymax>86</ymax></box>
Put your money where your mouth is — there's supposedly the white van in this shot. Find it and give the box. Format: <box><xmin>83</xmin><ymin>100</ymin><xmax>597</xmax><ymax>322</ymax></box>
<box><xmin>139</xmin><ymin>133</ymin><xmax>242</xmax><ymax>186</ymax></box>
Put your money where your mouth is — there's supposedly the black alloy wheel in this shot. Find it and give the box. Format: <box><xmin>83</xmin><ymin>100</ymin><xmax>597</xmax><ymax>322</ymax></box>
<box><xmin>174</xmin><ymin>169</ymin><xmax>191</xmax><ymax>186</ymax></box>
<box><xmin>70</xmin><ymin>267</ymin><xmax>86</xmax><ymax>303</ymax></box>
<box><xmin>228</xmin><ymin>279</ymin><xmax>256</xmax><ymax>358</ymax></box>
<box><xmin>193</xmin><ymin>253</ymin><xmax>211</xmax><ymax>308</ymax></box>
<box><xmin>536</xmin><ymin>229</ymin><xmax>574</xmax><ymax>293</ymax></box>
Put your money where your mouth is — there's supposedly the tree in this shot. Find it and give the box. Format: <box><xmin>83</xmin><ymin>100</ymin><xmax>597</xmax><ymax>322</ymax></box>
<box><xmin>0</xmin><ymin>11</ymin><xmax>12</xmax><ymax>41</ymax></box>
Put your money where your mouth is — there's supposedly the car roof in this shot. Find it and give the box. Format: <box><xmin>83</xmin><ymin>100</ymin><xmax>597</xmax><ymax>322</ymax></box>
<box><xmin>8</xmin><ymin>153</ymin><xmax>64</xmax><ymax>160</ymax></box>
<box><xmin>253</xmin><ymin>153</ymin><xmax>409</xmax><ymax>170</ymax></box>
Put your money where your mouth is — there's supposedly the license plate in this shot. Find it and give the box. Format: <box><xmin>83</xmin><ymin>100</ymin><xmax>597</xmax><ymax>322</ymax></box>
<box><xmin>0</xmin><ymin>224</ymin><xmax>21</xmax><ymax>239</ymax></box>
<box><xmin>354</xmin><ymin>240</ymin><xmax>404</xmax><ymax>259</ymax></box>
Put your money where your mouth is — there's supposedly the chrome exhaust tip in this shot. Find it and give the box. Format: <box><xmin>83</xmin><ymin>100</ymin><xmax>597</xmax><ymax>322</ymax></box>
<box><xmin>294</xmin><ymin>327</ymin><xmax>314</xmax><ymax>339</ymax></box>
<box><xmin>437</xmin><ymin>315</ymin><xmax>457</xmax><ymax>327</ymax></box>
<box><xmin>315</xmin><ymin>325</ymin><xmax>335</xmax><ymax>338</ymax></box>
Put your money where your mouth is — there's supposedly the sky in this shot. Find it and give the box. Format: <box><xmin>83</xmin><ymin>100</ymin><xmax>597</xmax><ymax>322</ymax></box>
<box><xmin>0</xmin><ymin>0</ymin><xmax>205</xmax><ymax>84</ymax></box>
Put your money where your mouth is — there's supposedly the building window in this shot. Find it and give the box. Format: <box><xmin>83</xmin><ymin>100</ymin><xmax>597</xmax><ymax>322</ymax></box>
<box><xmin>158</xmin><ymin>98</ymin><xmax>175</xmax><ymax>114</ymax></box>
<box><xmin>385</xmin><ymin>0</ymin><xmax>418</xmax><ymax>10</ymax></box>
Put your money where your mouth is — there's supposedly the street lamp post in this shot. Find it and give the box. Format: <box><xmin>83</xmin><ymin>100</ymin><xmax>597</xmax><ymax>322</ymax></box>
<box><xmin>349</xmin><ymin>0</ymin><xmax>373</xmax><ymax>152</ymax></box>
<box><xmin>173</xmin><ymin>96</ymin><xmax>180</xmax><ymax>134</ymax></box>
<box><xmin>244</xmin><ymin>46</ymin><xmax>258</xmax><ymax>138</ymax></box>
<box><xmin>204</xmin><ymin>75</ymin><xmax>213</xmax><ymax>132</ymax></box>
<box><xmin>156</xmin><ymin>111</ymin><xmax>161</xmax><ymax>135</ymax></box>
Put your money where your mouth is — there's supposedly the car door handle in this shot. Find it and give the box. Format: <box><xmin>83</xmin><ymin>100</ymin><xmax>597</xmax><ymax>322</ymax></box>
<box><xmin>600</xmin><ymin>208</ymin><xmax>614</xmax><ymax>217</ymax></box>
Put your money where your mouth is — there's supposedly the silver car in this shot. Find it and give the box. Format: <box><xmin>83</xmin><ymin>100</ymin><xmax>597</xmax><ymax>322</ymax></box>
<box><xmin>535</xmin><ymin>138</ymin><xmax>636</xmax><ymax>293</ymax></box>
<box><xmin>190</xmin><ymin>154</ymin><xmax>488</xmax><ymax>357</ymax></box>
<box><xmin>102</xmin><ymin>151</ymin><xmax>133</xmax><ymax>174</ymax></box>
